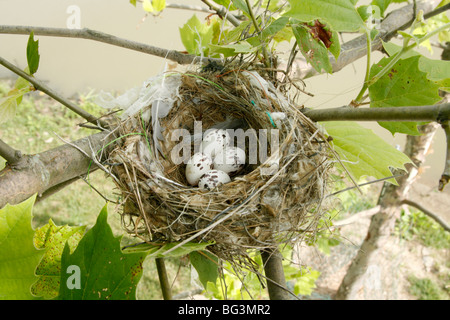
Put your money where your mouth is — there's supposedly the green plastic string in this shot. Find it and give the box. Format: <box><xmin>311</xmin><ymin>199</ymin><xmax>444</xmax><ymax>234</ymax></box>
<box><xmin>266</xmin><ymin>111</ymin><xmax>277</xmax><ymax>128</ymax></box>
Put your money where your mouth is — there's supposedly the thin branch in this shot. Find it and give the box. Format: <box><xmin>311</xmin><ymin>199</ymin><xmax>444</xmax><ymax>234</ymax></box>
<box><xmin>0</xmin><ymin>55</ymin><xmax>108</xmax><ymax>127</ymax></box>
<box><xmin>0</xmin><ymin>25</ymin><xmax>216</xmax><ymax>65</ymax></box>
<box><xmin>155</xmin><ymin>258</ymin><xmax>173</xmax><ymax>300</ymax></box>
<box><xmin>332</xmin><ymin>206</ymin><xmax>381</xmax><ymax>227</ymax></box>
<box><xmin>402</xmin><ymin>199</ymin><xmax>450</xmax><ymax>232</ymax></box>
<box><xmin>0</xmin><ymin>138</ymin><xmax>21</xmax><ymax>165</ymax></box>
<box><xmin>302</xmin><ymin>103</ymin><xmax>450</xmax><ymax>123</ymax></box>
<box><xmin>200</xmin><ymin>0</ymin><xmax>240</xmax><ymax>27</ymax></box>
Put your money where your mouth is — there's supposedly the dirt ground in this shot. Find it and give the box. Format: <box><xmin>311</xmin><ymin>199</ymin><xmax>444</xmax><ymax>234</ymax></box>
<box><xmin>294</xmin><ymin>181</ymin><xmax>450</xmax><ymax>300</ymax></box>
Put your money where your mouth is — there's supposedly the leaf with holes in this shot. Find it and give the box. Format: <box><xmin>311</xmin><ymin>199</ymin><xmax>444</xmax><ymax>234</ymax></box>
<box><xmin>31</xmin><ymin>220</ymin><xmax>85</xmax><ymax>299</ymax></box>
<box><xmin>369</xmin><ymin>55</ymin><xmax>442</xmax><ymax>135</ymax></box>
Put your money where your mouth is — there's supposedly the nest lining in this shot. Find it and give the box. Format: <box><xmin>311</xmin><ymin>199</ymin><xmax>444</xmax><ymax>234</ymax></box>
<box><xmin>107</xmin><ymin>65</ymin><xmax>333</xmax><ymax>262</ymax></box>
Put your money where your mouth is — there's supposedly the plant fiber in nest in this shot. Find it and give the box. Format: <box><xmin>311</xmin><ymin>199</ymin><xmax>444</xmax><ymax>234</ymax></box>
<box><xmin>107</xmin><ymin>67</ymin><xmax>333</xmax><ymax>263</ymax></box>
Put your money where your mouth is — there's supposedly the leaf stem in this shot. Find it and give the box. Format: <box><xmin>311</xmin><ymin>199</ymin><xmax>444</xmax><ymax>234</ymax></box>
<box><xmin>354</xmin><ymin>29</ymin><xmax>373</xmax><ymax>104</ymax></box>
<box><xmin>245</xmin><ymin>0</ymin><xmax>271</xmax><ymax>68</ymax></box>
<box><xmin>354</xmin><ymin>20</ymin><xmax>450</xmax><ymax>104</ymax></box>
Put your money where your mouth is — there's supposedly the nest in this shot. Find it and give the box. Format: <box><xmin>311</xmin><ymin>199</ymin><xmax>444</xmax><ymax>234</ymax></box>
<box><xmin>106</xmin><ymin>64</ymin><xmax>333</xmax><ymax>264</ymax></box>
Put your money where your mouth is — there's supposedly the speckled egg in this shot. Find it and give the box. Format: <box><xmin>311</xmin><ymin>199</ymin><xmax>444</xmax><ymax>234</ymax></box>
<box><xmin>185</xmin><ymin>152</ymin><xmax>213</xmax><ymax>186</ymax></box>
<box><xmin>213</xmin><ymin>146</ymin><xmax>246</xmax><ymax>175</ymax></box>
<box><xmin>199</xmin><ymin>129</ymin><xmax>231</xmax><ymax>157</ymax></box>
<box><xmin>198</xmin><ymin>169</ymin><xmax>231</xmax><ymax>191</ymax></box>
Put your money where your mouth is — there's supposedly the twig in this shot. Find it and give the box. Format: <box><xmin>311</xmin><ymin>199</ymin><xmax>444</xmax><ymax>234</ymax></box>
<box><xmin>245</xmin><ymin>0</ymin><xmax>271</xmax><ymax>68</ymax></box>
<box><xmin>0</xmin><ymin>55</ymin><xmax>108</xmax><ymax>127</ymax></box>
<box><xmin>200</xmin><ymin>0</ymin><xmax>240</xmax><ymax>27</ymax></box>
<box><xmin>327</xmin><ymin>174</ymin><xmax>406</xmax><ymax>198</ymax></box>
<box><xmin>0</xmin><ymin>25</ymin><xmax>217</xmax><ymax>65</ymax></box>
<box><xmin>332</xmin><ymin>206</ymin><xmax>381</xmax><ymax>227</ymax></box>
<box><xmin>0</xmin><ymin>138</ymin><xmax>21</xmax><ymax>165</ymax></box>
<box><xmin>302</xmin><ymin>103</ymin><xmax>450</xmax><ymax>122</ymax></box>
<box><xmin>402</xmin><ymin>199</ymin><xmax>450</xmax><ymax>232</ymax></box>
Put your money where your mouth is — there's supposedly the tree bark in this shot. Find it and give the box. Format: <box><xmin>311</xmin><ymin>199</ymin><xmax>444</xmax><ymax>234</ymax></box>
<box><xmin>0</xmin><ymin>131</ymin><xmax>111</xmax><ymax>209</ymax></box>
<box><xmin>261</xmin><ymin>248</ymin><xmax>292</xmax><ymax>300</ymax></box>
<box><xmin>335</xmin><ymin>122</ymin><xmax>440</xmax><ymax>300</ymax></box>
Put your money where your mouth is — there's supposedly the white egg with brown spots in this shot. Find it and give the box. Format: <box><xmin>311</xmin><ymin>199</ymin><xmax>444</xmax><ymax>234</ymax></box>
<box><xmin>199</xmin><ymin>129</ymin><xmax>230</xmax><ymax>157</ymax></box>
<box><xmin>213</xmin><ymin>146</ymin><xmax>246</xmax><ymax>175</ymax></box>
<box><xmin>198</xmin><ymin>170</ymin><xmax>231</xmax><ymax>191</ymax></box>
<box><xmin>185</xmin><ymin>152</ymin><xmax>213</xmax><ymax>186</ymax></box>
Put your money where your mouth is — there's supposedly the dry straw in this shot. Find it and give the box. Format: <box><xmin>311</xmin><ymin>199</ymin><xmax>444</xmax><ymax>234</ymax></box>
<box><xmin>106</xmin><ymin>63</ymin><xmax>334</xmax><ymax>264</ymax></box>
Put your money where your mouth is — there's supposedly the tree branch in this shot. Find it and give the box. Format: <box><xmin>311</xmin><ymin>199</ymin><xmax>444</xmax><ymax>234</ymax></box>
<box><xmin>302</xmin><ymin>103</ymin><xmax>450</xmax><ymax>123</ymax></box>
<box><xmin>0</xmin><ymin>55</ymin><xmax>107</xmax><ymax>127</ymax></box>
<box><xmin>0</xmin><ymin>25</ymin><xmax>215</xmax><ymax>65</ymax></box>
<box><xmin>439</xmin><ymin>121</ymin><xmax>450</xmax><ymax>191</ymax></box>
<box><xmin>402</xmin><ymin>199</ymin><xmax>450</xmax><ymax>232</ymax></box>
<box><xmin>0</xmin><ymin>138</ymin><xmax>22</xmax><ymax>165</ymax></box>
<box><xmin>0</xmin><ymin>131</ymin><xmax>111</xmax><ymax>209</ymax></box>
<box><xmin>260</xmin><ymin>248</ymin><xmax>292</xmax><ymax>300</ymax></box>
<box><xmin>200</xmin><ymin>0</ymin><xmax>240</xmax><ymax>27</ymax></box>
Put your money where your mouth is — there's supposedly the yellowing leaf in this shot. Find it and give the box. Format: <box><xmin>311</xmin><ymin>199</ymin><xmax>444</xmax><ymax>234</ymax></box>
<box><xmin>0</xmin><ymin>195</ymin><xmax>44</xmax><ymax>300</ymax></box>
<box><xmin>31</xmin><ymin>220</ymin><xmax>85</xmax><ymax>299</ymax></box>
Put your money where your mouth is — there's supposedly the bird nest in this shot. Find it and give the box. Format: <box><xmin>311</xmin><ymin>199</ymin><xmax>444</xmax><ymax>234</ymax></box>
<box><xmin>105</xmin><ymin>64</ymin><xmax>333</xmax><ymax>263</ymax></box>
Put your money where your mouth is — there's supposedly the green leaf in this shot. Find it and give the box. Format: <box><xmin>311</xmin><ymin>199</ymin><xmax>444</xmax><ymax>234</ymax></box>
<box><xmin>294</xmin><ymin>269</ymin><xmax>321</xmax><ymax>296</ymax></box>
<box><xmin>261</xmin><ymin>17</ymin><xmax>290</xmax><ymax>40</ymax></box>
<box><xmin>383</xmin><ymin>41</ymin><xmax>450</xmax><ymax>86</ymax></box>
<box><xmin>129</xmin><ymin>0</ymin><xmax>137</xmax><ymax>7</ymax></box>
<box><xmin>231</xmin><ymin>0</ymin><xmax>250</xmax><ymax>16</ymax></box>
<box><xmin>0</xmin><ymin>195</ymin><xmax>44</xmax><ymax>300</ymax></box>
<box><xmin>189</xmin><ymin>251</ymin><xmax>219</xmax><ymax>289</ymax></box>
<box><xmin>0</xmin><ymin>91</ymin><xmax>19</xmax><ymax>124</ymax></box>
<box><xmin>292</xmin><ymin>24</ymin><xmax>333</xmax><ymax>73</ymax></box>
<box><xmin>209</xmin><ymin>42</ymin><xmax>256</xmax><ymax>57</ymax></box>
<box><xmin>58</xmin><ymin>205</ymin><xmax>147</xmax><ymax>300</ymax></box>
<box><xmin>371</xmin><ymin>0</ymin><xmax>392</xmax><ymax>16</ymax></box>
<box><xmin>31</xmin><ymin>220</ymin><xmax>85</xmax><ymax>299</ymax></box>
<box><xmin>283</xmin><ymin>0</ymin><xmax>365</xmax><ymax>32</ymax></box>
<box><xmin>179</xmin><ymin>14</ymin><xmax>214</xmax><ymax>56</ymax></box>
<box><xmin>211</xmin><ymin>0</ymin><xmax>237</xmax><ymax>11</ymax></box>
<box><xmin>322</xmin><ymin>121</ymin><xmax>412</xmax><ymax>184</ymax></box>
<box><xmin>26</xmin><ymin>31</ymin><xmax>40</xmax><ymax>75</ymax></box>
<box><xmin>369</xmin><ymin>55</ymin><xmax>442</xmax><ymax>135</ymax></box>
